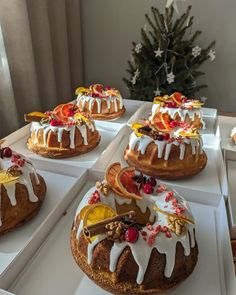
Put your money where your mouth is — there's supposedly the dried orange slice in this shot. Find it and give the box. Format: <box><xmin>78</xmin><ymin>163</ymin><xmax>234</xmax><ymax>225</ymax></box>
<box><xmin>131</xmin><ymin>123</ymin><xmax>145</xmax><ymax>137</ymax></box>
<box><xmin>74</xmin><ymin>112</ymin><xmax>90</xmax><ymax>122</ymax></box>
<box><xmin>0</xmin><ymin>171</ymin><xmax>20</xmax><ymax>184</ymax></box>
<box><xmin>83</xmin><ymin>203</ymin><xmax>117</xmax><ymax>242</ymax></box>
<box><xmin>153</xmin><ymin>96</ymin><xmax>167</xmax><ymax>104</ymax></box>
<box><xmin>179</xmin><ymin>129</ymin><xmax>200</xmax><ymax>139</ymax></box>
<box><xmin>24</xmin><ymin>111</ymin><xmax>49</xmax><ymax>122</ymax></box>
<box><xmin>90</xmin><ymin>84</ymin><xmax>104</xmax><ymax>94</ymax></box>
<box><xmin>105</xmin><ymin>162</ymin><xmax>123</xmax><ymax>196</ymax></box>
<box><xmin>75</xmin><ymin>87</ymin><xmax>90</xmax><ymax>95</ymax></box>
<box><xmin>171</xmin><ymin>92</ymin><xmax>184</xmax><ymax>105</ymax></box>
<box><xmin>27</xmin><ymin>112</ymin><xmax>48</xmax><ymax>118</ymax></box>
<box><xmin>152</xmin><ymin>113</ymin><xmax>170</xmax><ymax>132</ymax></box>
<box><xmin>116</xmin><ymin>167</ymin><xmax>142</xmax><ymax>200</ymax></box>
<box><xmin>79</xmin><ymin>204</ymin><xmax>93</xmax><ymax>220</ymax></box>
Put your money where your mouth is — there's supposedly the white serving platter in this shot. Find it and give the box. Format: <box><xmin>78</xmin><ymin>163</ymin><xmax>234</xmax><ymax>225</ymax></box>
<box><xmin>127</xmin><ymin>102</ymin><xmax>218</xmax><ymax>135</ymax></box>
<box><xmin>0</xmin><ymin>163</ymin><xmax>87</xmax><ymax>289</ymax></box>
<box><xmin>226</xmin><ymin>160</ymin><xmax>236</xmax><ymax>239</ymax></box>
<box><xmin>3</xmin><ymin>123</ymin><xmax>119</xmax><ymax>169</ymax></box>
<box><xmin>92</xmin><ymin>126</ymin><xmax>227</xmax><ymax>205</ymax></box>
<box><xmin>9</xmin><ymin>171</ymin><xmax>235</xmax><ymax>295</ymax></box>
<box><xmin>218</xmin><ymin>116</ymin><xmax>236</xmax><ymax>161</ymax></box>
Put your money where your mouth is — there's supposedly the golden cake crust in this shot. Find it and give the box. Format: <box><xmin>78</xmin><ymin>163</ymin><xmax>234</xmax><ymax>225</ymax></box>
<box><xmin>71</xmin><ymin>221</ymin><xmax>198</xmax><ymax>294</ymax></box>
<box><xmin>0</xmin><ymin>173</ymin><xmax>46</xmax><ymax>235</ymax></box>
<box><xmin>124</xmin><ymin>143</ymin><xmax>207</xmax><ymax>180</ymax></box>
<box><xmin>91</xmin><ymin>106</ymin><xmax>126</xmax><ymax>120</ymax></box>
<box><xmin>27</xmin><ymin>127</ymin><xmax>100</xmax><ymax>159</ymax></box>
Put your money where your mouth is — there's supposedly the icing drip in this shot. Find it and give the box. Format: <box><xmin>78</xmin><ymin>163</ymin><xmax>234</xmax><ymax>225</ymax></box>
<box><xmin>75</xmin><ymin>185</ymin><xmax>196</xmax><ymax>284</ymax></box>
<box><xmin>77</xmin><ymin>94</ymin><xmax>123</xmax><ymax>113</ymax></box>
<box><xmin>128</xmin><ymin>132</ymin><xmax>202</xmax><ymax>161</ymax></box>
<box><xmin>0</xmin><ymin>155</ymin><xmax>40</xmax><ymax>226</ymax></box>
<box><xmin>31</xmin><ymin>122</ymin><xmax>95</xmax><ymax>149</ymax></box>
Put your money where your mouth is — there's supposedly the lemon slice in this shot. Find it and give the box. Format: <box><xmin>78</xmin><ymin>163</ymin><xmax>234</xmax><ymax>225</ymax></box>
<box><xmin>75</xmin><ymin>87</ymin><xmax>90</xmax><ymax>95</ymax></box>
<box><xmin>83</xmin><ymin>204</ymin><xmax>117</xmax><ymax>242</ymax></box>
<box><xmin>131</xmin><ymin>123</ymin><xmax>145</xmax><ymax>137</ymax></box>
<box><xmin>27</xmin><ymin>112</ymin><xmax>48</xmax><ymax>118</ymax></box>
<box><xmin>153</xmin><ymin>96</ymin><xmax>167</xmax><ymax>104</ymax></box>
<box><xmin>0</xmin><ymin>171</ymin><xmax>20</xmax><ymax>184</ymax></box>
<box><xmin>74</xmin><ymin>112</ymin><xmax>90</xmax><ymax>122</ymax></box>
<box><xmin>179</xmin><ymin>129</ymin><xmax>200</xmax><ymax>139</ymax></box>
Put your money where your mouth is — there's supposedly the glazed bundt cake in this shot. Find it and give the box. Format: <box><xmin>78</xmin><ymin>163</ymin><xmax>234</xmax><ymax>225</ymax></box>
<box><xmin>71</xmin><ymin>163</ymin><xmax>198</xmax><ymax>294</ymax></box>
<box><xmin>151</xmin><ymin>92</ymin><xmax>205</xmax><ymax>129</ymax></box>
<box><xmin>76</xmin><ymin>84</ymin><xmax>126</xmax><ymax>120</ymax></box>
<box><xmin>231</xmin><ymin>127</ymin><xmax>236</xmax><ymax>143</ymax></box>
<box><xmin>124</xmin><ymin>112</ymin><xmax>207</xmax><ymax>180</ymax></box>
<box><xmin>25</xmin><ymin>103</ymin><xmax>100</xmax><ymax>159</ymax></box>
<box><xmin>0</xmin><ymin>142</ymin><xmax>46</xmax><ymax>235</ymax></box>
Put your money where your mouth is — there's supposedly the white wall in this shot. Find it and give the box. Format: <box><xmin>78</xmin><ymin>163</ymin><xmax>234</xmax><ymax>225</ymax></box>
<box><xmin>81</xmin><ymin>0</ymin><xmax>236</xmax><ymax>111</ymax></box>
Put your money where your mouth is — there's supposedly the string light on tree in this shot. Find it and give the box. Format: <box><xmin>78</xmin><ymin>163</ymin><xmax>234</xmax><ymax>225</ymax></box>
<box><xmin>192</xmin><ymin>46</ymin><xmax>202</xmax><ymax>58</ymax></box>
<box><xmin>208</xmin><ymin>49</ymin><xmax>216</xmax><ymax>61</ymax></box>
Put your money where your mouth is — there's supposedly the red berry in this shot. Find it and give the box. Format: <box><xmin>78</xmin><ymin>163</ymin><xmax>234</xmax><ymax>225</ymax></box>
<box><xmin>143</xmin><ymin>183</ymin><xmax>154</xmax><ymax>194</ymax></box>
<box><xmin>125</xmin><ymin>227</ymin><xmax>139</xmax><ymax>243</ymax></box>
<box><xmin>1</xmin><ymin>147</ymin><xmax>12</xmax><ymax>158</ymax></box>
<box><xmin>147</xmin><ymin>177</ymin><xmax>157</xmax><ymax>187</ymax></box>
<box><xmin>50</xmin><ymin>119</ymin><xmax>62</xmax><ymax>126</ymax></box>
<box><xmin>163</xmin><ymin>133</ymin><xmax>170</xmax><ymax>140</ymax></box>
<box><xmin>67</xmin><ymin>110</ymin><xmax>75</xmax><ymax>117</ymax></box>
<box><xmin>169</xmin><ymin>120</ymin><xmax>178</xmax><ymax>128</ymax></box>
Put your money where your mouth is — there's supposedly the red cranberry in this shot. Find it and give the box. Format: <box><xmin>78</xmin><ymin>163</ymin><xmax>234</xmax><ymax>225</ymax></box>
<box><xmin>143</xmin><ymin>183</ymin><xmax>154</xmax><ymax>194</ymax></box>
<box><xmin>67</xmin><ymin>110</ymin><xmax>75</xmax><ymax>117</ymax></box>
<box><xmin>50</xmin><ymin>119</ymin><xmax>62</xmax><ymax>126</ymax></box>
<box><xmin>1</xmin><ymin>147</ymin><xmax>12</xmax><ymax>158</ymax></box>
<box><xmin>169</xmin><ymin>120</ymin><xmax>178</xmax><ymax>128</ymax></box>
<box><xmin>156</xmin><ymin>135</ymin><xmax>164</xmax><ymax>141</ymax></box>
<box><xmin>125</xmin><ymin>227</ymin><xmax>139</xmax><ymax>243</ymax></box>
<box><xmin>147</xmin><ymin>177</ymin><xmax>157</xmax><ymax>187</ymax></box>
<box><xmin>163</xmin><ymin>133</ymin><xmax>170</xmax><ymax>140</ymax></box>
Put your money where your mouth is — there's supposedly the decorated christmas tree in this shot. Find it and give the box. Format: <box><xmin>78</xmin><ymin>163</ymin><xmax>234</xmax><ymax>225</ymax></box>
<box><xmin>123</xmin><ymin>4</ymin><xmax>216</xmax><ymax>101</ymax></box>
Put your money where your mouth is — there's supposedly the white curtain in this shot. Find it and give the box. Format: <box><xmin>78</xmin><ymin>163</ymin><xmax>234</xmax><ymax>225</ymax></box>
<box><xmin>0</xmin><ymin>0</ymin><xmax>83</xmax><ymax>138</ymax></box>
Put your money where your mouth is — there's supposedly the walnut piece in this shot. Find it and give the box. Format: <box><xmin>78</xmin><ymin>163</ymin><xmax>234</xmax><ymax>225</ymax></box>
<box><xmin>96</xmin><ymin>180</ymin><xmax>110</xmax><ymax>196</ymax></box>
<box><xmin>168</xmin><ymin>216</ymin><xmax>187</xmax><ymax>236</ymax></box>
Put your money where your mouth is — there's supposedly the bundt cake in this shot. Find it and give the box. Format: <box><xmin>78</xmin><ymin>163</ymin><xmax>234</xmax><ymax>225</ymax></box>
<box><xmin>124</xmin><ymin>112</ymin><xmax>207</xmax><ymax>180</ymax></box>
<box><xmin>71</xmin><ymin>163</ymin><xmax>198</xmax><ymax>294</ymax></box>
<box><xmin>76</xmin><ymin>84</ymin><xmax>126</xmax><ymax>120</ymax></box>
<box><xmin>0</xmin><ymin>141</ymin><xmax>46</xmax><ymax>235</ymax></box>
<box><xmin>151</xmin><ymin>92</ymin><xmax>205</xmax><ymax>129</ymax></box>
<box><xmin>25</xmin><ymin>103</ymin><xmax>100</xmax><ymax>159</ymax></box>
<box><xmin>231</xmin><ymin>127</ymin><xmax>236</xmax><ymax>143</ymax></box>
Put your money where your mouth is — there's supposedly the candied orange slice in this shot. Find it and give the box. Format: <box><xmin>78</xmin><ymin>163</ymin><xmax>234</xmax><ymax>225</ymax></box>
<box><xmin>75</xmin><ymin>87</ymin><xmax>90</xmax><ymax>95</ymax></box>
<box><xmin>116</xmin><ymin>167</ymin><xmax>142</xmax><ymax>200</ymax></box>
<box><xmin>171</xmin><ymin>92</ymin><xmax>184</xmax><ymax>105</ymax></box>
<box><xmin>74</xmin><ymin>112</ymin><xmax>90</xmax><ymax>122</ymax></box>
<box><xmin>83</xmin><ymin>203</ymin><xmax>117</xmax><ymax>242</ymax></box>
<box><xmin>152</xmin><ymin>113</ymin><xmax>171</xmax><ymax>132</ymax></box>
<box><xmin>0</xmin><ymin>171</ymin><xmax>20</xmax><ymax>184</ymax></box>
<box><xmin>27</xmin><ymin>112</ymin><xmax>48</xmax><ymax>118</ymax></box>
<box><xmin>105</xmin><ymin>162</ymin><xmax>123</xmax><ymax>196</ymax></box>
<box><xmin>131</xmin><ymin>123</ymin><xmax>145</xmax><ymax>137</ymax></box>
<box><xmin>153</xmin><ymin>96</ymin><xmax>167</xmax><ymax>104</ymax></box>
<box><xmin>91</xmin><ymin>84</ymin><xmax>104</xmax><ymax>95</ymax></box>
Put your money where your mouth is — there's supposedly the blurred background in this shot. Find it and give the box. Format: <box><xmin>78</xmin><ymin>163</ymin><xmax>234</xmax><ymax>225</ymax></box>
<box><xmin>0</xmin><ymin>0</ymin><xmax>235</xmax><ymax>137</ymax></box>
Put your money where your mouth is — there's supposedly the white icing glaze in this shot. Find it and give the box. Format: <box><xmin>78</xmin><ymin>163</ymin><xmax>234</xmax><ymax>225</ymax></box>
<box><xmin>31</xmin><ymin>121</ymin><xmax>95</xmax><ymax>148</ymax></box>
<box><xmin>75</xmin><ymin>184</ymin><xmax>196</xmax><ymax>284</ymax></box>
<box><xmin>231</xmin><ymin>127</ymin><xmax>236</xmax><ymax>141</ymax></box>
<box><xmin>0</xmin><ymin>153</ymin><xmax>40</xmax><ymax>226</ymax></box>
<box><xmin>128</xmin><ymin>132</ymin><xmax>202</xmax><ymax>161</ymax></box>
<box><xmin>151</xmin><ymin>104</ymin><xmax>206</xmax><ymax>129</ymax></box>
<box><xmin>77</xmin><ymin>94</ymin><xmax>123</xmax><ymax>113</ymax></box>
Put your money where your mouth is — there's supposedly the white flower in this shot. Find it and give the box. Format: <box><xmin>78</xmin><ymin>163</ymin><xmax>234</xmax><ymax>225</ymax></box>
<box><xmin>134</xmin><ymin>43</ymin><xmax>142</xmax><ymax>54</ymax></box>
<box><xmin>167</xmin><ymin>72</ymin><xmax>175</xmax><ymax>84</ymax></box>
<box><xmin>154</xmin><ymin>87</ymin><xmax>161</xmax><ymax>96</ymax></box>
<box><xmin>154</xmin><ymin>48</ymin><xmax>163</xmax><ymax>58</ymax></box>
<box><xmin>208</xmin><ymin>49</ymin><xmax>216</xmax><ymax>61</ymax></box>
<box><xmin>192</xmin><ymin>46</ymin><xmax>201</xmax><ymax>58</ymax></box>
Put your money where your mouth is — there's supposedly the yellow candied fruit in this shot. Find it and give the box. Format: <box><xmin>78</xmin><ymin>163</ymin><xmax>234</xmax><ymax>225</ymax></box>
<box><xmin>0</xmin><ymin>171</ymin><xmax>20</xmax><ymax>184</ymax></box>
